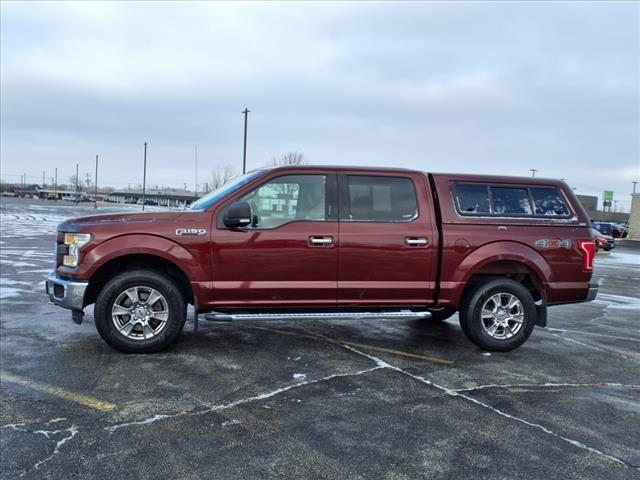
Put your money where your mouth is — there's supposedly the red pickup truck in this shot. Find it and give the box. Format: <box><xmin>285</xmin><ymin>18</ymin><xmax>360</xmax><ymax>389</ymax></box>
<box><xmin>46</xmin><ymin>166</ymin><xmax>598</xmax><ymax>353</ymax></box>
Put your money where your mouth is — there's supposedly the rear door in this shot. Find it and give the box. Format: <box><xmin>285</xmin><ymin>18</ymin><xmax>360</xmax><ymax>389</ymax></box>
<box><xmin>337</xmin><ymin>173</ymin><xmax>437</xmax><ymax>307</ymax></box>
<box><xmin>210</xmin><ymin>172</ymin><xmax>339</xmax><ymax>308</ymax></box>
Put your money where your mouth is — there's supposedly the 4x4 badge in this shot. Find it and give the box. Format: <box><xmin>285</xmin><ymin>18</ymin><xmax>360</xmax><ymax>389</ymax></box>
<box><xmin>176</xmin><ymin>228</ymin><xmax>207</xmax><ymax>236</ymax></box>
<box><xmin>534</xmin><ymin>239</ymin><xmax>571</xmax><ymax>249</ymax></box>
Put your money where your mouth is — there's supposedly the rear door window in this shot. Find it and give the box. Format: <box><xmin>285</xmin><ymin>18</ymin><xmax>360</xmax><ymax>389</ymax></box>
<box><xmin>491</xmin><ymin>187</ymin><xmax>532</xmax><ymax>215</ymax></box>
<box><xmin>342</xmin><ymin>175</ymin><xmax>418</xmax><ymax>222</ymax></box>
<box><xmin>530</xmin><ymin>187</ymin><xmax>570</xmax><ymax>216</ymax></box>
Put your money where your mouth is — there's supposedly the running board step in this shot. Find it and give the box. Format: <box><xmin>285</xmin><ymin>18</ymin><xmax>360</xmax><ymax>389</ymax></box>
<box><xmin>203</xmin><ymin>311</ymin><xmax>431</xmax><ymax>322</ymax></box>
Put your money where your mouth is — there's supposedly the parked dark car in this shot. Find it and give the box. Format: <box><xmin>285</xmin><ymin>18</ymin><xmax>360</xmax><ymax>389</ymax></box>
<box><xmin>613</xmin><ymin>224</ymin><xmax>629</xmax><ymax>238</ymax></box>
<box><xmin>592</xmin><ymin>228</ymin><xmax>615</xmax><ymax>251</ymax></box>
<box><xmin>592</xmin><ymin>222</ymin><xmax>626</xmax><ymax>239</ymax></box>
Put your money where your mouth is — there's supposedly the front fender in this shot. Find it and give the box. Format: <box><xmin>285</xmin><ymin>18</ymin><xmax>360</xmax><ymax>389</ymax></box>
<box><xmin>59</xmin><ymin>234</ymin><xmax>203</xmax><ymax>281</ymax></box>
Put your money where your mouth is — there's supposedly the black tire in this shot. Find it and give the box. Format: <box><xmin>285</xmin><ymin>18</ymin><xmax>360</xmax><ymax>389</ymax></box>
<box><xmin>94</xmin><ymin>270</ymin><xmax>187</xmax><ymax>353</ymax></box>
<box><xmin>424</xmin><ymin>308</ymin><xmax>457</xmax><ymax>322</ymax></box>
<box><xmin>459</xmin><ymin>278</ymin><xmax>536</xmax><ymax>352</ymax></box>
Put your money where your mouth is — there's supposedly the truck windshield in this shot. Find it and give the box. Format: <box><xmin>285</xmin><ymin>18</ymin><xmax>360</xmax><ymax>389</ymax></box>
<box><xmin>190</xmin><ymin>169</ymin><xmax>266</xmax><ymax>211</ymax></box>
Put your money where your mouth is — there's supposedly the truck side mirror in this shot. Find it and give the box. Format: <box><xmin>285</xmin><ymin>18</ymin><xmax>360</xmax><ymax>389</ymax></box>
<box><xmin>223</xmin><ymin>201</ymin><xmax>252</xmax><ymax>228</ymax></box>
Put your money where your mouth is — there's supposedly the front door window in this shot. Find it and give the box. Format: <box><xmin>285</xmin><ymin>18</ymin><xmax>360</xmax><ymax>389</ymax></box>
<box><xmin>238</xmin><ymin>174</ymin><xmax>327</xmax><ymax>229</ymax></box>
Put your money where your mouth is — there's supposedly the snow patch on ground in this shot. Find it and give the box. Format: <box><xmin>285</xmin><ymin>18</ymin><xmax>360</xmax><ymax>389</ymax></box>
<box><xmin>594</xmin><ymin>293</ymin><xmax>640</xmax><ymax>311</ymax></box>
<box><xmin>597</xmin><ymin>251</ymin><xmax>640</xmax><ymax>266</ymax></box>
<box><xmin>0</xmin><ymin>287</ymin><xmax>23</xmax><ymax>299</ymax></box>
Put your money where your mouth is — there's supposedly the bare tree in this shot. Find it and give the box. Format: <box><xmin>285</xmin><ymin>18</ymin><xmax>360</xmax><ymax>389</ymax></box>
<box><xmin>266</xmin><ymin>152</ymin><xmax>308</xmax><ymax>215</ymax></box>
<box><xmin>210</xmin><ymin>164</ymin><xmax>238</xmax><ymax>191</ymax></box>
<box><xmin>84</xmin><ymin>172</ymin><xmax>93</xmax><ymax>191</ymax></box>
<box><xmin>270</xmin><ymin>151</ymin><xmax>308</xmax><ymax>166</ymax></box>
<box><xmin>68</xmin><ymin>174</ymin><xmax>82</xmax><ymax>192</ymax></box>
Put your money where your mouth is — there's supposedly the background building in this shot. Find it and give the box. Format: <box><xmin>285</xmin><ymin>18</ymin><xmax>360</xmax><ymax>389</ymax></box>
<box><xmin>628</xmin><ymin>194</ymin><xmax>640</xmax><ymax>241</ymax></box>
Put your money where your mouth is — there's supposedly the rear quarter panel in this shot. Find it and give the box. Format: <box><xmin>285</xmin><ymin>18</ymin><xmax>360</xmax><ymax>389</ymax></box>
<box><xmin>432</xmin><ymin>174</ymin><xmax>594</xmax><ymax>307</ymax></box>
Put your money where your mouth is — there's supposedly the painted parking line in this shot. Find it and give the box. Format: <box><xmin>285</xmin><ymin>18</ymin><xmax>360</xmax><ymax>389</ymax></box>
<box><xmin>254</xmin><ymin>327</ymin><xmax>454</xmax><ymax>365</ymax></box>
<box><xmin>1</xmin><ymin>371</ymin><xmax>116</xmax><ymax>412</ymax></box>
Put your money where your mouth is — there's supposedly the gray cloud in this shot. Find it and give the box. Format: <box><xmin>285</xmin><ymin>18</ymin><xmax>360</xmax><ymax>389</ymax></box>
<box><xmin>1</xmin><ymin>1</ymin><xmax>638</xmax><ymax>207</ymax></box>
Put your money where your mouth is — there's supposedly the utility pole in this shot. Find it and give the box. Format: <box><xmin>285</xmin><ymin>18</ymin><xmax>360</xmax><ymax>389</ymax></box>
<box><xmin>529</xmin><ymin>169</ymin><xmax>538</xmax><ymax>178</ymax></box>
<box><xmin>142</xmin><ymin>142</ymin><xmax>148</xmax><ymax>212</ymax></box>
<box><xmin>42</xmin><ymin>171</ymin><xmax>45</xmax><ymax>188</ymax></box>
<box><xmin>633</xmin><ymin>181</ymin><xmax>638</xmax><ymax>194</ymax></box>
<box><xmin>194</xmin><ymin>145</ymin><xmax>198</xmax><ymax>197</ymax></box>
<box><xmin>242</xmin><ymin>108</ymin><xmax>250</xmax><ymax>174</ymax></box>
<box><xmin>75</xmin><ymin>163</ymin><xmax>79</xmax><ymax>202</ymax></box>
<box><xmin>54</xmin><ymin>168</ymin><xmax>58</xmax><ymax>202</ymax></box>
<box><xmin>94</xmin><ymin>154</ymin><xmax>99</xmax><ymax>209</ymax></box>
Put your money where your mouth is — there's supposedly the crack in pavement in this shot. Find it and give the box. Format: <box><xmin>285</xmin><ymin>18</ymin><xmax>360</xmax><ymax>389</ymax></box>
<box><xmin>4</xmin><ymin>325</ymin><xmax>639</xmax><ymax>476</ymax></box>
<box><xmin>1</xmin><ymin>418</ymin><xmax>79</xmax><ymax>479</ymax></box>
<box><xmin>545</xmin><ymin>327</ymin><xmax>640</xmax><ymax>343</ymax></box>
<box><xmin>451</xmin><ymin>382</ymin><xmax>640</xmax><ymax>393</ymax></box>
<box><xmin>294</xmin><ymin>326</ymin><xmax>640</xmax><ymax>473</ymax></box>
<box><xmin>103</xmin><ymin>365</ymin><xmax>384</xmax><ymax>432</ymax></box>
<box><xmin>541</xmin><ymin>330</ymin><xmax>640</xmax><ymax>361</ymax></box>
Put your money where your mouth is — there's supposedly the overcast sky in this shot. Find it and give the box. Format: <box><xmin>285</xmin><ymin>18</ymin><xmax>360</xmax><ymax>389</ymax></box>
<box><xmin>1</xmin><ymin>1</ymin><xmax>638</xmax><ymax>208</ymax></box>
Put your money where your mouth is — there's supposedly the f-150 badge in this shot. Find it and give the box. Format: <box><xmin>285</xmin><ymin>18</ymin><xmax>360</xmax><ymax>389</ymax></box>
<box><xmin>176</xmin><ymin>228</ymin><xmax>207</xmax><ymax>236</ymax></box>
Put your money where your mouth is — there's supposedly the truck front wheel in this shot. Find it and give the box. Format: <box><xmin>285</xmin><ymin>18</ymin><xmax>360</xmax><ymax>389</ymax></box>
<box><xmin>94</xmin><ymin>270</ymin><xmax>187</xmax><ymax>353</ymax></box>
<box><xmin>459</xmin><ymin>278</ymin><xmax>536</xmax><ymax>352</ymax></box>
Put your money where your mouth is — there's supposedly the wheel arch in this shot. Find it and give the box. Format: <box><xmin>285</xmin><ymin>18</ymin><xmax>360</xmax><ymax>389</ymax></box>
<box><xmin>451</xmin><ymin>241</ymin><xmax>550</xmax><ymax>315</ymax></box>
<box><xmin>84</xmin><ymin>253</ymin><xmax>194</xmax><ymax>307</ymax></box>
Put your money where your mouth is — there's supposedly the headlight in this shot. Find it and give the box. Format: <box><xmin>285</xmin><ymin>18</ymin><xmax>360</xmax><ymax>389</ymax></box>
<box><xmin>63</xmin><ymin>233</ymin><xmax>91</xmax><ymax>267</ymax></box>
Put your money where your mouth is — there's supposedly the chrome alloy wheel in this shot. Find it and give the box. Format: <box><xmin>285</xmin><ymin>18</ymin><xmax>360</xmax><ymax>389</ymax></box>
<box><xmin>480</xmin><ymin>293</ymin><xmax>524</xmax><ymax>340</ymax></box>
<box><xmin>111</xmin><ymin>286</ymin><xmax>170</xmax><ymax>340</ymax></box>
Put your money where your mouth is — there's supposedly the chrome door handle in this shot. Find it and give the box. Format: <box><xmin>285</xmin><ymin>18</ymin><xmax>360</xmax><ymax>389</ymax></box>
<box><xmin>405</xmin><ymin>237</ymin><xmax>428</xmax><ymax>247</ymax></box>
<box><xmin>309</xmin><ymin>236</ymin><xmax>333</xmax><ymax>246</ymax></box>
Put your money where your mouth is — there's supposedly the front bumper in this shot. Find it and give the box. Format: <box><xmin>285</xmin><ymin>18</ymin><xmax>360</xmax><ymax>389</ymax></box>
<box><xmin>586</xmin><ymin>282</ymin><xmax>599</xmax><ymax>302</ymax></box>
<box><xmin>46</xmin><ymin>272</ymin><xmax>88</xmax><ymax>311</ymax></box>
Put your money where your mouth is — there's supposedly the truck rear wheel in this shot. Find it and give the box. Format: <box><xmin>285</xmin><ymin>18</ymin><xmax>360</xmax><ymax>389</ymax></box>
<box><xmin>94</xmin><ymin>270</ymin><xmax>187</xmax><ymax>353</ymax></box>
<box><xmin>459</xmin><ymin>278</ymin><xmax>536</xmax><ymax>352</ymax></box>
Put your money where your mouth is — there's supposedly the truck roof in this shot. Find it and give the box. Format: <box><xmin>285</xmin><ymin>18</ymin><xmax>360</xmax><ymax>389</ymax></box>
<box><xmin>265</xmin><ymin>164</ymin><xmax>419</xmax><ymax>175</ymax></box>
<box><xmin>265</xmin><ymin>165</ymin><xmax>566</xmax><ymax>186</ymax></box>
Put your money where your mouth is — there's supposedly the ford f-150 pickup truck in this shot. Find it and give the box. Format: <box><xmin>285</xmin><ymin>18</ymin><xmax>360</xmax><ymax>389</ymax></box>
<box><xmin>46</xmin><ymin>165</ymin><xmax>598</xmax><ymax>353</ymax></box>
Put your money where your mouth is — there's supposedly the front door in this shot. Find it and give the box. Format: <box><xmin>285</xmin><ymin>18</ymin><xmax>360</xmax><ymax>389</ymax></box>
<box><xmin>337</xmin><ymin>173</ymin><xmax>437</xmax><ymax>307</ymax></box>
<box><xmin>211</xmin><ymin>172</ymin><xmax>338</xmax><ymax>308</ymax></box>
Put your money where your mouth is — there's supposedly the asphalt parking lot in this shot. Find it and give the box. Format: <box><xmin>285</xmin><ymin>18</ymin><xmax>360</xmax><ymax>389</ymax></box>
<box><xmin>1</xmin><ymin>198</ymin><xmax>639</xmax><ymax>479</ymax></box>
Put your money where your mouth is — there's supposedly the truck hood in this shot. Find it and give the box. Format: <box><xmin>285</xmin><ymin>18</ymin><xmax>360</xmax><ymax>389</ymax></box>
<box><xmin>65</xmin><ymin>211</ymin><xmax>183</xmax><ymax>227</ymax></box>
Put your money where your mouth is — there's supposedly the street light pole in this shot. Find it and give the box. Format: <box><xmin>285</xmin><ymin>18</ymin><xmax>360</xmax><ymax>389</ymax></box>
<box><xmin>529</xmin><ymin>169</ymin><xmax>538</xmax><ymax>178</ymax></box>
<box><xmin>142</xmin><ymin>142</ymin><xmax>148</xmax><ymax>212</ymax></box>
<box><xmin>242</xmin><ymin>108</ymin><xmax>250</xmax><ymax>174</ymax></box>
<box><xmin>54</xmin><ymin>167</ymin><xmax>58</xmax><ymax>203</ymax></box>
<box><xmin>94</xmin><ymin>154</ymin><xmax>99</xmax><ymax>209</ymax></box>
<box><xmin>75</xmin><ymin>163</ymin><xmax>79</xmax><ymax>202</ymax></box>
